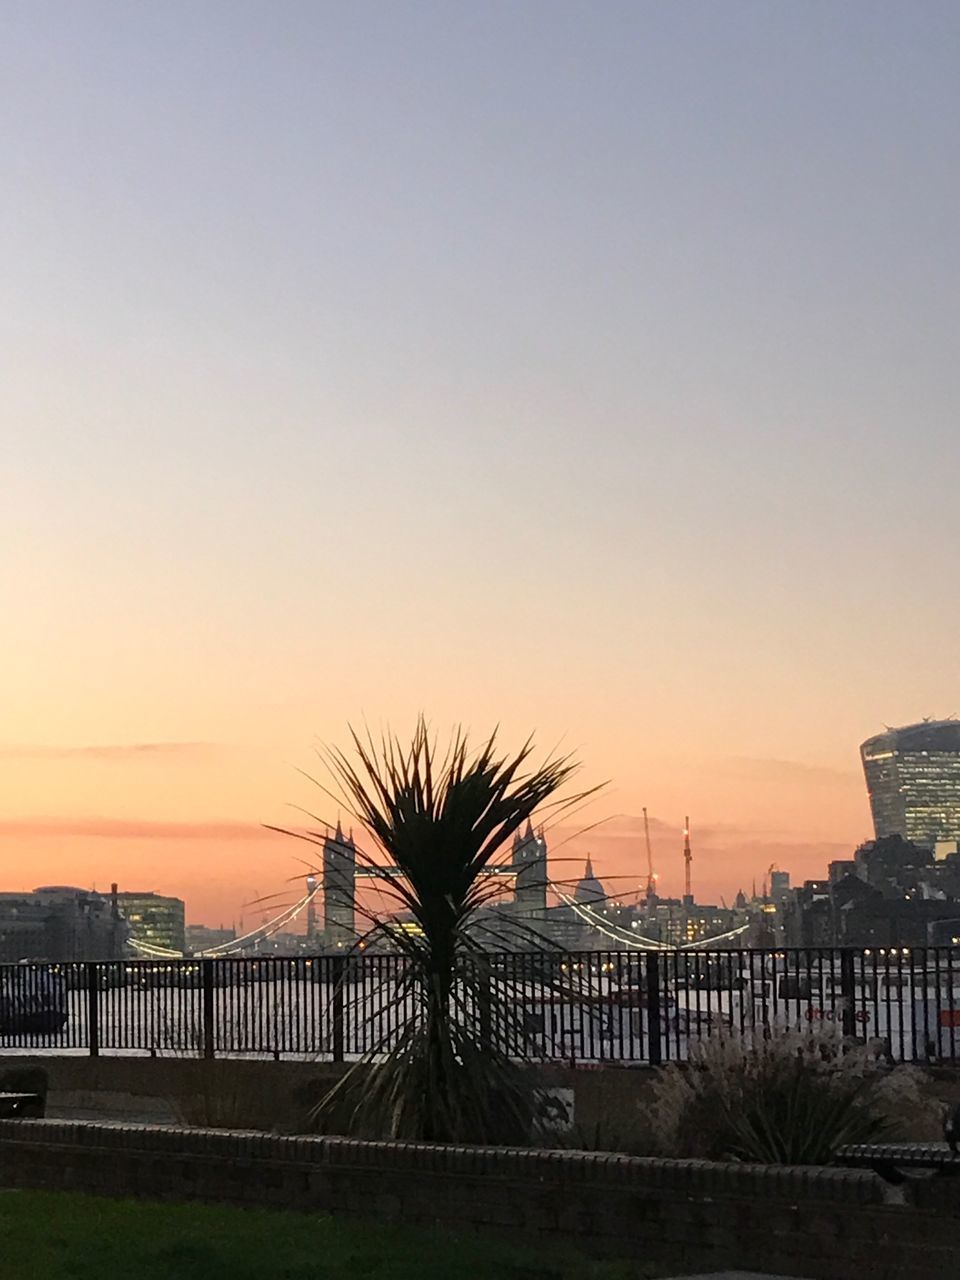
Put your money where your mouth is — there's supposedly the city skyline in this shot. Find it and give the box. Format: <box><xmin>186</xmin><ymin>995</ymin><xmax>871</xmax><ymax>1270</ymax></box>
<box><xmin>0</xmin><ymin>726</ymin><xmax>899</xmax><ymax>926</ymax></box>
<box><xmin>4</xmin><ymin>4</ymin><xmax>959</xmax><ymax>924</ymax></box>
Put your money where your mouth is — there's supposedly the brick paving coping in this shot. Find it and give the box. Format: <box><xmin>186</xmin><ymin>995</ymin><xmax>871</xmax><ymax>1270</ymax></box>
<box><xmin>0</xmin><ymin>1118</ymin><xmax>886</xmax><ymax>1205</ymax></box>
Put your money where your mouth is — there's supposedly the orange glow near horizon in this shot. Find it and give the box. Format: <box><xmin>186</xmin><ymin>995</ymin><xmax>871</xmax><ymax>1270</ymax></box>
<box><xmin>0</xmin><ymin>728</ymin><xmax>874</xmax><ymax>927</ymax></box>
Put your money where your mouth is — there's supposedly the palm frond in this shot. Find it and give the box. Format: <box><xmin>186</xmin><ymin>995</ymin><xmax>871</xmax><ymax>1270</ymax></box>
<box><xmin>279</xmin><ymin>717</ymin><xmax>600</xmax><ymax>1144</ymax></box>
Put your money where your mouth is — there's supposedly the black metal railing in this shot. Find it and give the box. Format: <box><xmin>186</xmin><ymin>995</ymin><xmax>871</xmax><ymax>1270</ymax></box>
<box><xmin>0</xmin><ymin>947</ymin><xmax>958</xmax><ymax>1063</ymax></box>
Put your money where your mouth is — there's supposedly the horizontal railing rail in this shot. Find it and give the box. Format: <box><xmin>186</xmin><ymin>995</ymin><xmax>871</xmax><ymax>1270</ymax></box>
<box><xmin>0</xmin><ymin>947</ymin><xmax>956</xmax><ymax>1063</ymax></box>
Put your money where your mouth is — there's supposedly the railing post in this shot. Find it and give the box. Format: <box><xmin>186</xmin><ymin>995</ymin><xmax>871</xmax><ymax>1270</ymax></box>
<box><xmin>645</xmin><ymin>952</ymin><xmax>662</xmax><ymax>1066</ymax></box>
<box><xmin>477</xmin><ymin>958</ymin><xmax>493</xmax><ymax>1055</ymax></box>
<box><xmin>331</xmin><ymin>954</ymin><xmax>346</xmax><ymax>1063</ymax></box>
<box><xmin>201</xmin><ymin>959</ymin><xmax>215</xmax><ymax>1060</ymax></box>
<box><xmin>840</xmin><ymin>949</ymin><xmax>856</xmax><ymax>1040</ymax></box>
<box><xmin>86</xmin><ymin>962</ymin><xmax>100</xmax><ymax>1058</ymax></box>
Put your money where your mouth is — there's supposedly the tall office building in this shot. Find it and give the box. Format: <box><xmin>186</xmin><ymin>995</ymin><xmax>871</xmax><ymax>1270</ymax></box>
<box><xmin>861</xmin><ymin>720</ymin><xmax>960</xmax><ymax>849</ymax></box>
<box><xmin>115</xmin><ymin>891</ymin><xmax>186</xmax><ymax>953</ymax></box>
<box><xmin>770</xmin><ymin>870</ymin><xmax>791</xmax><ymax>899</ymax></box>
<box><xmin>512</xmin><ymin>820</ymin><xmax>548</xmax><ymax>914</ymax></box>
<box><xmin>323</xmin><ymin>823</ymin><xmax>356</xmax><ymax>946</ymax></box>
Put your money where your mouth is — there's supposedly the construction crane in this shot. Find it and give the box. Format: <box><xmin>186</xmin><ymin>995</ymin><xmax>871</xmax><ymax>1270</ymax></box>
<box><xmin>683</xmin><ymin>816</ymin><xmax>693</xmax><ymax>903</ymax></box>
<box><xmin>642</xmin><ymin>807</ymin><xmax>656</xmax><ymax>905</ymax></box>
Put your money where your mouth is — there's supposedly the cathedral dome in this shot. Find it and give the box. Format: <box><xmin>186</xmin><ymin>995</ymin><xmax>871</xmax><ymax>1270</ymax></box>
<box><xmin>574</xmin><ymin>856</ymin><xmax>605</xmax><ymax>905</ymax></box>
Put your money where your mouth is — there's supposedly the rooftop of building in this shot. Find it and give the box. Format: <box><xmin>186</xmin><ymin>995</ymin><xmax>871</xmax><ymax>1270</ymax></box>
<box><xmin>862</xmin><ymin>718</ymin><xmax>960</xmax><ymax>752</ymax></box>
<box><xmin>114</xmin><ymin>891</ymin><xmax>183</xmax><ymax>901</ymax></box>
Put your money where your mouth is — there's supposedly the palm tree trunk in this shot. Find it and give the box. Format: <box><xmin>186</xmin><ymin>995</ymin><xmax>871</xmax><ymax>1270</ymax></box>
<box><xmin>423</xmin><ymin>938</ymin><xmax>455</xmax><ymax>1141</ymax></box>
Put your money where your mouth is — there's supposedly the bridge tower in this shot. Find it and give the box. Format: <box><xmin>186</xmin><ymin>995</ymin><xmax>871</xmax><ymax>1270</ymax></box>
<box><xmin>323</xmin><ymin>822</ymin><xmax>356</xmax><ymax>947</ymax></box>
<box><xmin>513</xmin><ymin>820</ymin><xmax>548</xmax><ymax>915</ymax></box>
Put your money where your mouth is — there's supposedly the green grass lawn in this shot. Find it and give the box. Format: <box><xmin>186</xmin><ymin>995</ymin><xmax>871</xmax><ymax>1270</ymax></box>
<box><xmin>0</xmin><ymin>1191</ymin><xmax>662</xmax><ymax>1280</ymax></box>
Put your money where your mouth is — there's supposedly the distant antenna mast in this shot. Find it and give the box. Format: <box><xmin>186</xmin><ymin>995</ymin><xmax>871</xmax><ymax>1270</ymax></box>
<box><xmin>683</xmin><ymin>816</ymin><xmax>693</xmax><ymax>903</ymax></box>
<box><xmin>642</xmin><ymin>807</ymin><xmax>656</xmax><ymax>904</ymax></box>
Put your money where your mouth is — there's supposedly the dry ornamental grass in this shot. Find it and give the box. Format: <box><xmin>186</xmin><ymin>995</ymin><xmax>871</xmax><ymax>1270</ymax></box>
<box><xmin>645</xmin><ymin>1022</ymin><xmax>943</xmax><ymax>1164</ymax></box>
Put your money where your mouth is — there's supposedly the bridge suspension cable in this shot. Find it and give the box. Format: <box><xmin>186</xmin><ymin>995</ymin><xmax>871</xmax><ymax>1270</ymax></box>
<box><xmin>555</xmin><ymin>891</ymin><xmax>750</xmax><ymax>951</ymax></box>
<box><xmin>554</xmin><ymin>892</ymin><xmax>670</xmax><ymax>950</ymax></box>
<box><xmin>127</xmin><ymin>882</ymin><xmax>322</xmax><ymax>959</ymax></box>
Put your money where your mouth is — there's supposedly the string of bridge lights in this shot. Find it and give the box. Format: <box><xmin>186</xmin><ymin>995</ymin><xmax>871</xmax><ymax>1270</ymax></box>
<box><xmin>129</xmin><ymin>883</ymin><xmax>322</xmax><ymax>959</ymax></box>
<box><xmin>554</xmin><ymin>891</ymin><xmax>750</xmax><ymax>951</ymax></box>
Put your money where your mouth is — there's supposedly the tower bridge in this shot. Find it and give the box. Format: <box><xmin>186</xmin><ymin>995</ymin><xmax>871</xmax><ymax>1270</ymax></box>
<box><xmin>129</xmin><ymin>818</ymin><xmax>748</xmax><ymax>957</ymax></box>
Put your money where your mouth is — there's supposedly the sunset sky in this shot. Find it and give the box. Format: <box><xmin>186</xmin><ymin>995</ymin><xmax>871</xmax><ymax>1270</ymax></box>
<box><xmin>3</xmin><ymin>3</ymin><xmax>959</xmax><ymax>926</ymax></box>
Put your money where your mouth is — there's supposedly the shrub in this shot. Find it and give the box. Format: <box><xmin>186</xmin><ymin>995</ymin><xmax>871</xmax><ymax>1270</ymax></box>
<box><xmin>646</xmin><ymin>1023</ymin><xmax>938</xmax><ymax>1165</ymax></box>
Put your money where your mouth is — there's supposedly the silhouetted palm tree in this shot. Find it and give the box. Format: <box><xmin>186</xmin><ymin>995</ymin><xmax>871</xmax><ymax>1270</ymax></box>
<box><xmin>280</xmin><ymin>718</ymin><xmax>596</xmax><ymax>1143</ymax></box>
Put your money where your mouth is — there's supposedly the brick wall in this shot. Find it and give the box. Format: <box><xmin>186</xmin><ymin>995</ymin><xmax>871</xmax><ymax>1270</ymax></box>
<box><xmin>1</xmin><ymin>1120</ymin><xmax>958</xmax><ymax>1279</ymax></box>
<box><xmin>5</xmin><ymin>1054</ymin><xmax>953</xmax><ymax>1140</ymax></box>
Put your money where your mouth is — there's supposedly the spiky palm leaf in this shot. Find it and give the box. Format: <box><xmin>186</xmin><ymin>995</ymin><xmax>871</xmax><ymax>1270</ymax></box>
<box><xmin>276</xmin><ymin>718</ymin><xmax>599</xmax><ymax>1144</ymax></box>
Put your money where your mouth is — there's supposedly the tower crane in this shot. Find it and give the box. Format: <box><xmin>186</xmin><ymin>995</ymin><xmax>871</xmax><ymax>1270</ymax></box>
<box><xmin>642</xmin><ymin>807</ymin><xmax>657</xmax><ymax>905</ymax></box>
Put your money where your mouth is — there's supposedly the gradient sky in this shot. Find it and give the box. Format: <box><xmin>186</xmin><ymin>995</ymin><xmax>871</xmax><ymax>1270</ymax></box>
<box><xmin>3</xmin><ymin>3</ymin><xmax>959</xmax><ymax>926</ymax></box>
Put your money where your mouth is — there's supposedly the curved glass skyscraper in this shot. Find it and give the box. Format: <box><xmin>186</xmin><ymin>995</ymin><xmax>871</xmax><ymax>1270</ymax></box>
<box><xmin>861</xmin><ymin>720</ymin><xmax>960</xmax><ymax>849</ymax></box>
